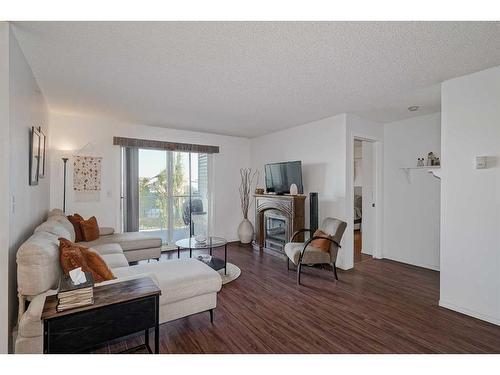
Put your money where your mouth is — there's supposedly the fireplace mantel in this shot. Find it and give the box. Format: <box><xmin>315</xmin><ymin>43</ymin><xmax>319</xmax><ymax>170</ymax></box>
<box><xmin>253</xmin><ymin>194</ymin><xmax>306</xmax><ymax>254</ymax></box>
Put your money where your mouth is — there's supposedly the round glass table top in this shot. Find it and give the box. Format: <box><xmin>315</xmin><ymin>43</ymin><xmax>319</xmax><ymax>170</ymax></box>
<box><xmin>175</xmin><ymin>236</ymin><xmax>227</xmax><ymax>249</ymax></box>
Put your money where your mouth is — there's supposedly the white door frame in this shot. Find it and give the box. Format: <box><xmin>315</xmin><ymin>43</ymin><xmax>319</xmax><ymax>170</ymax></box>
<box><xmin>345</xmin><ymin>131</ymin><xmax>383</xmax><ymax>269</ymax></box>
<box><xmin>0</xmin><ymin>21</ymin><xmax>10</xmax><ymax>353</ymax></box>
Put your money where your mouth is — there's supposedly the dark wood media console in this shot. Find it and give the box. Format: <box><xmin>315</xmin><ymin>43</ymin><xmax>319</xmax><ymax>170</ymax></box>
<box><xmin>253</xmin><ymin>194</ymin><xmax>306</xmax><ymax>255</ymax></box>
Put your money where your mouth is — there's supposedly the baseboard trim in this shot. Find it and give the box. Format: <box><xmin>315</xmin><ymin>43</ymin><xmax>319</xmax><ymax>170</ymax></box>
<box><xmin>381</xmin><ymin>255</ymin><xmax>440</xmax><ymax>272</ymax></box>
<box><xmin>439</xmin><ymin>300</ymin><xmax>500</xmax><ymax>326</ymax></box>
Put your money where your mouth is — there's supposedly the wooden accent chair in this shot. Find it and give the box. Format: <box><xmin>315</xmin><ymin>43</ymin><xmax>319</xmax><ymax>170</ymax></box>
<box><xmin>284</xmin><ymin>217</ymin><xmax>347</xmax><ymax>285</ymax></box>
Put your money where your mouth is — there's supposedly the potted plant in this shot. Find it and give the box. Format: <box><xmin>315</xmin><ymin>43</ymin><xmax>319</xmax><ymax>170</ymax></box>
<box><xmin>238</xmin><ymin>168</ymin><xmax>258</xmax><ymax>244</ymax></box>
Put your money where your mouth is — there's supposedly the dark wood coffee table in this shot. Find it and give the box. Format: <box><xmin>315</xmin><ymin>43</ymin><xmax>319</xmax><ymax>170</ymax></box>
<box><xmin>42</xmin><ymin>277</ymin><xmax>161</xmax><ymax>354</ymax></box>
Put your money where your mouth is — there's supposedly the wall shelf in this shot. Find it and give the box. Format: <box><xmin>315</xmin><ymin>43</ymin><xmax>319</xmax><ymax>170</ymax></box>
<box><xmin>400</xmin><ymin>166</ymin><xmax>441</xmax><ymax>183</ymax></box>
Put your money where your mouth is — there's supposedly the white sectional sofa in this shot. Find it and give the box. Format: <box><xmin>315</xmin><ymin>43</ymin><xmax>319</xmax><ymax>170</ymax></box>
<box><xmin>80</xmin><ymin>226</ymin><xmax>163</xmax><ymax>262</ymax></box>
<box><xmin>15</xmin><ymin>209</ymin><xmax>222</xmax><ymax>354</ymax></box>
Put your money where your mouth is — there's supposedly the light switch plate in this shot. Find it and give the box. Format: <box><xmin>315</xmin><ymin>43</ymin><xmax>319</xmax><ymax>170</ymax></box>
<box><xmin>476</xmin><ymin>156</ymin><xmax>487</xmax><ymax>169</ymax></box>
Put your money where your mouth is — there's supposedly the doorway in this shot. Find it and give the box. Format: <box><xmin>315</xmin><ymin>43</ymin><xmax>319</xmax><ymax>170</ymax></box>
<box><xmin>353</xmin><ymin>139</ymin><xmax>376</xmax><ymax>264</ymax></box>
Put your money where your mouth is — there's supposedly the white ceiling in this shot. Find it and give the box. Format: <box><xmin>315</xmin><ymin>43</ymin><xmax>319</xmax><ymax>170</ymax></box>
<box><xmin>12</xmin><ymin>21</ymin><xmax>500</xmax><ymax>137</ymax></box>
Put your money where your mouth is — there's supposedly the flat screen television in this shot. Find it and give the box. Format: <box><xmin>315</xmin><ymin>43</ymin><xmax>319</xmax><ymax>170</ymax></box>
<box><xmin>265</xmin><ymin>161</ymin><xmax>303</xmax><ymax>194</ymax></box>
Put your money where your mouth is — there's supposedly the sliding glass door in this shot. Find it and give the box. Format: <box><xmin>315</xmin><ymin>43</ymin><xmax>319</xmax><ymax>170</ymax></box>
<box><xmin>126</xmin><ymin>148</ymin><xmax>209</xmax><ymax>244</ymax></box>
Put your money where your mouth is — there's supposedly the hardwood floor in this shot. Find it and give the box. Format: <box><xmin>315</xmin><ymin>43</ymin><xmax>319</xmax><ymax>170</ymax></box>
<box><xmin>354</xmin><ymin>230</ymin><xmax>371</xmax><ymax>263</ymax></box>
<box><xmin>96</xmin><ymin>243</ymin><xmax>500</xmax><ymax>354</ymax></box>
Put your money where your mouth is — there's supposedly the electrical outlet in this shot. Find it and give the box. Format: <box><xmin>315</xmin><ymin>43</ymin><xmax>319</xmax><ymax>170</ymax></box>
<box><xmin>10</xmin><ymin>195</ymin><xmax>15</xmax><ymax>214</ymax></box>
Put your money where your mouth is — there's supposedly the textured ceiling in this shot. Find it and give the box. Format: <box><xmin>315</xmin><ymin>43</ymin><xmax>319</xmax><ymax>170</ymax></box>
<box><xmin>12</xmin><ymin>21</ymin><xmax>500</xmax><ymax>137</ymax></box>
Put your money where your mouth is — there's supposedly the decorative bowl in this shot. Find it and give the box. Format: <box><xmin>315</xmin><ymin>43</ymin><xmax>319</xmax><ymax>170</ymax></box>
<box><xmin>195</xmin><ymin>235</ymin><xmax>207</xmax><ymax>243</ymax></box>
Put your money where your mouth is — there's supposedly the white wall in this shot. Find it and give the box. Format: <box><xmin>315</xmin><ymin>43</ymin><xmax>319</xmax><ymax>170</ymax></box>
<box><xmin>353</xmin><ymin>140</ymin><xmax>362</xmax><ymax>187</ymax></box>
<box><xmin>0</xmin><ymin>21</ymin><xmax>10</xmax><ymax>355</ymax></box>
<box><xmin>250</xmin><ymin>113</ymin><xmax>384</xmax><ymax>270</ymax></box>
<box><xmin>8</xmin><ymin>27</ymin><xmax>50</xmax><ymax>352</ymax></box>
<box><xmin>250</xmin><ymin>114</ymin><xmax>349</xmax><ymax>266</ymax></box>
<box><xmin>49</xmin><ymin>111</ymin><xmax>251</xmax><ymax>242</ymax></box>
<box><xmin>383</xmin><ymin>113</ymin><xmax>441</xmax><ymax>270</ymax></box>
<box><xmin>440</xmin><ymin>66</ymin><xmax>500</xmax><ymax>325</ymax></box>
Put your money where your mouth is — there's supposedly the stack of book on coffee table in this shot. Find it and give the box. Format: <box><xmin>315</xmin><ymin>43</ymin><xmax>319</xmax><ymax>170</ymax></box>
<box><xmin>57</xmin><ymin>272</ymin><xmax>95</xmax><ymax>312</ymax></box>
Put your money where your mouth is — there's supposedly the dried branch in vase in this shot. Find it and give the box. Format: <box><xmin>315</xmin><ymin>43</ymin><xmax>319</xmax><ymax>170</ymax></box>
<box><xmin>239</xmin><ymin>168</ymin><xmax>258</xmax><ymax>219</ymax></box>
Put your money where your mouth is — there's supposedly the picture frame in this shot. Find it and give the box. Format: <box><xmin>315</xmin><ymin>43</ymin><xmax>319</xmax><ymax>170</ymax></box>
<box><xmin>29</xmin><ymin>126</ymin><xmax>41</xmax><ymax>186</ymax></box>
<box><xmin>38</xmin><ymin>127</ymin><xmax>46</xmax><ymax>178</ymax></box>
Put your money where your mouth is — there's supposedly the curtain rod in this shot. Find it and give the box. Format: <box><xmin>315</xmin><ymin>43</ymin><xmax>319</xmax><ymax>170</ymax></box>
<box><xmin>113</xmin><ymin>136</ymin><xmax>219</xmax><ymax>154</ymax></box>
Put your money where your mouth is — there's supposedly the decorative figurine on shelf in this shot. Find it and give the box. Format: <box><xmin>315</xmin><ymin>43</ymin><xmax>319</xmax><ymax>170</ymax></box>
<box><xmin>417</xmin><ymin>158</ymin><xmax>424</xmax><ymax>167</ymax></box>
<box><xmin>435</xmin><ymin>157</ymin><xmax>441</xmax><ymax>166</ymax></box>
<box><xmin>427</xmin><ymin>152</ymin><xmax>438</xmax><ymax>166</ymax></box>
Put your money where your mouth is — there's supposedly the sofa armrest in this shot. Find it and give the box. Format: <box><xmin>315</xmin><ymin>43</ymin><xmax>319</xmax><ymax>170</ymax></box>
<box><xmin>18</xmin><ymin>289</ymin><xmax>57</xmax><ymax>339</ymax></box>
<box><xmin>99</xmin><ymin>227</ymin><xmax>115</xmax><ymax>236</ymax></box>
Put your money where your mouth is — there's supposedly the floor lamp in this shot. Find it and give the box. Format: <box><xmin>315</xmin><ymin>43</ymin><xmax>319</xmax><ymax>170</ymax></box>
<box><xmin>62</xmin><ymin>157</ymin><xmax>68</xmax><ymax>213</ymax></box>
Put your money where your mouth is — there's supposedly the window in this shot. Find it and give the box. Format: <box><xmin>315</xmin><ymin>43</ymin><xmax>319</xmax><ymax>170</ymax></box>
<box><xmin>123</xmin><ymin>148</ymin><xmax>210</xmax><ymax>244</ymax></box>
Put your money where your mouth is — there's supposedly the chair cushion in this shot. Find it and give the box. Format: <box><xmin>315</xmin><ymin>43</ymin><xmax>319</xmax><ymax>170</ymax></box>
<box><xmin>112</xmin><ymin>258</ymin><xmax>222</xmax><ymax>304</ymax></box>
<box><xmin>80</xmin><ymin>232</ymin><xmax>161</xmax><ymax>251</ymax></box>
<box><xmin>284</xmin><ymin>242</ymin><xmax>331</xmax><ymax>265</ymax></box>
<box><xmin>319</xmin><ymin>218</ymin><xmax>347</xmax><ymax>245</ymax></box>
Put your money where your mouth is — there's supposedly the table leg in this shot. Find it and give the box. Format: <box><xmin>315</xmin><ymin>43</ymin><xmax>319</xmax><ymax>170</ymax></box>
<box><xmin>190</xmin><ymin>247</ymin><xmax>192</xmax><ymax>258</ymax></box>
<box><xmin>154</xmin><ymin>325</ymin><xmax>159</xmax><ymax>354</ymax></box>
<box><xmin>210</xmin><ymin>247</ymin><xmax>212</xmax><ymax>256</ymax></box>
<box><xmin>224</xmin><ymin>244</ymin><xmax>227</xmax><ymax>275</ymax></box>
<box><xmin>155</xmin><ymin>295</ymin><xmax>159</xmax><ymax>354</ymax></box>
<box><xmin>177</xmin><ymin>246</ymin><xmax>180</xmax><ymax>259</ymax></box>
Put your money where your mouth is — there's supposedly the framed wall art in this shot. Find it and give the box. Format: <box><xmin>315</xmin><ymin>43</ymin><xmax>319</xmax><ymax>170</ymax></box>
<box><xmin>29</xmin><ymin>126</ymin><xmax>41</xmax><ymax>186</ymax></box>
<box><xmin>38</xmin><ymin>127</ymin><xmax>46</xmax><ymax>178</ymax></box>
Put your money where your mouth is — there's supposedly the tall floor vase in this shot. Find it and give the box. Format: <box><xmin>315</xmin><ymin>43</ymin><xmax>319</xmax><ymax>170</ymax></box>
<box><xmin>238</xmin><ymin>218</ymin><xmax>254</xmax><ymax>244</ymax></box>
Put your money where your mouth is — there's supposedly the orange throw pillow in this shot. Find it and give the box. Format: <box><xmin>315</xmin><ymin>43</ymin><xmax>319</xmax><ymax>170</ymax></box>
<box><xmin>310</xmin><ymin>229</ymin><xmax>332</xmax><ymax>252</ymax></box>
<box><xmin>67</xmin><ymin>214</ymin><xmax>84</xmax><ymax>242</ymax></box>
<box><xmin>58</xmin><ymin>238</ymin><xmax>115</xmax><ymax>283</ymax></box>
<box><xmin>59</xmin><ymin>237</ymin><xmax>88</xmax><ymax>275</ymax></box>
<box><xmin>80</xmin><ymin>216</ymin><xmax>100</xmax><ymax>242</ymax></box>
<box><xmin>80</xmin><ymin>248</ymin><xmax>116</xmax><ymax>282</ymax></box>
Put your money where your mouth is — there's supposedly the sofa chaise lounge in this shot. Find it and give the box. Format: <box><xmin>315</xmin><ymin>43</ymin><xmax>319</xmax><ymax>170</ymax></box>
<box><xmin>78</xmin><ymin>223</ymin><xmax>162</xmax><ymax>263</ymax></box>
<box><xmin>15</xmin><ymin>209</ymin><xmax>222</xmax><ymax>353</ymax></box>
